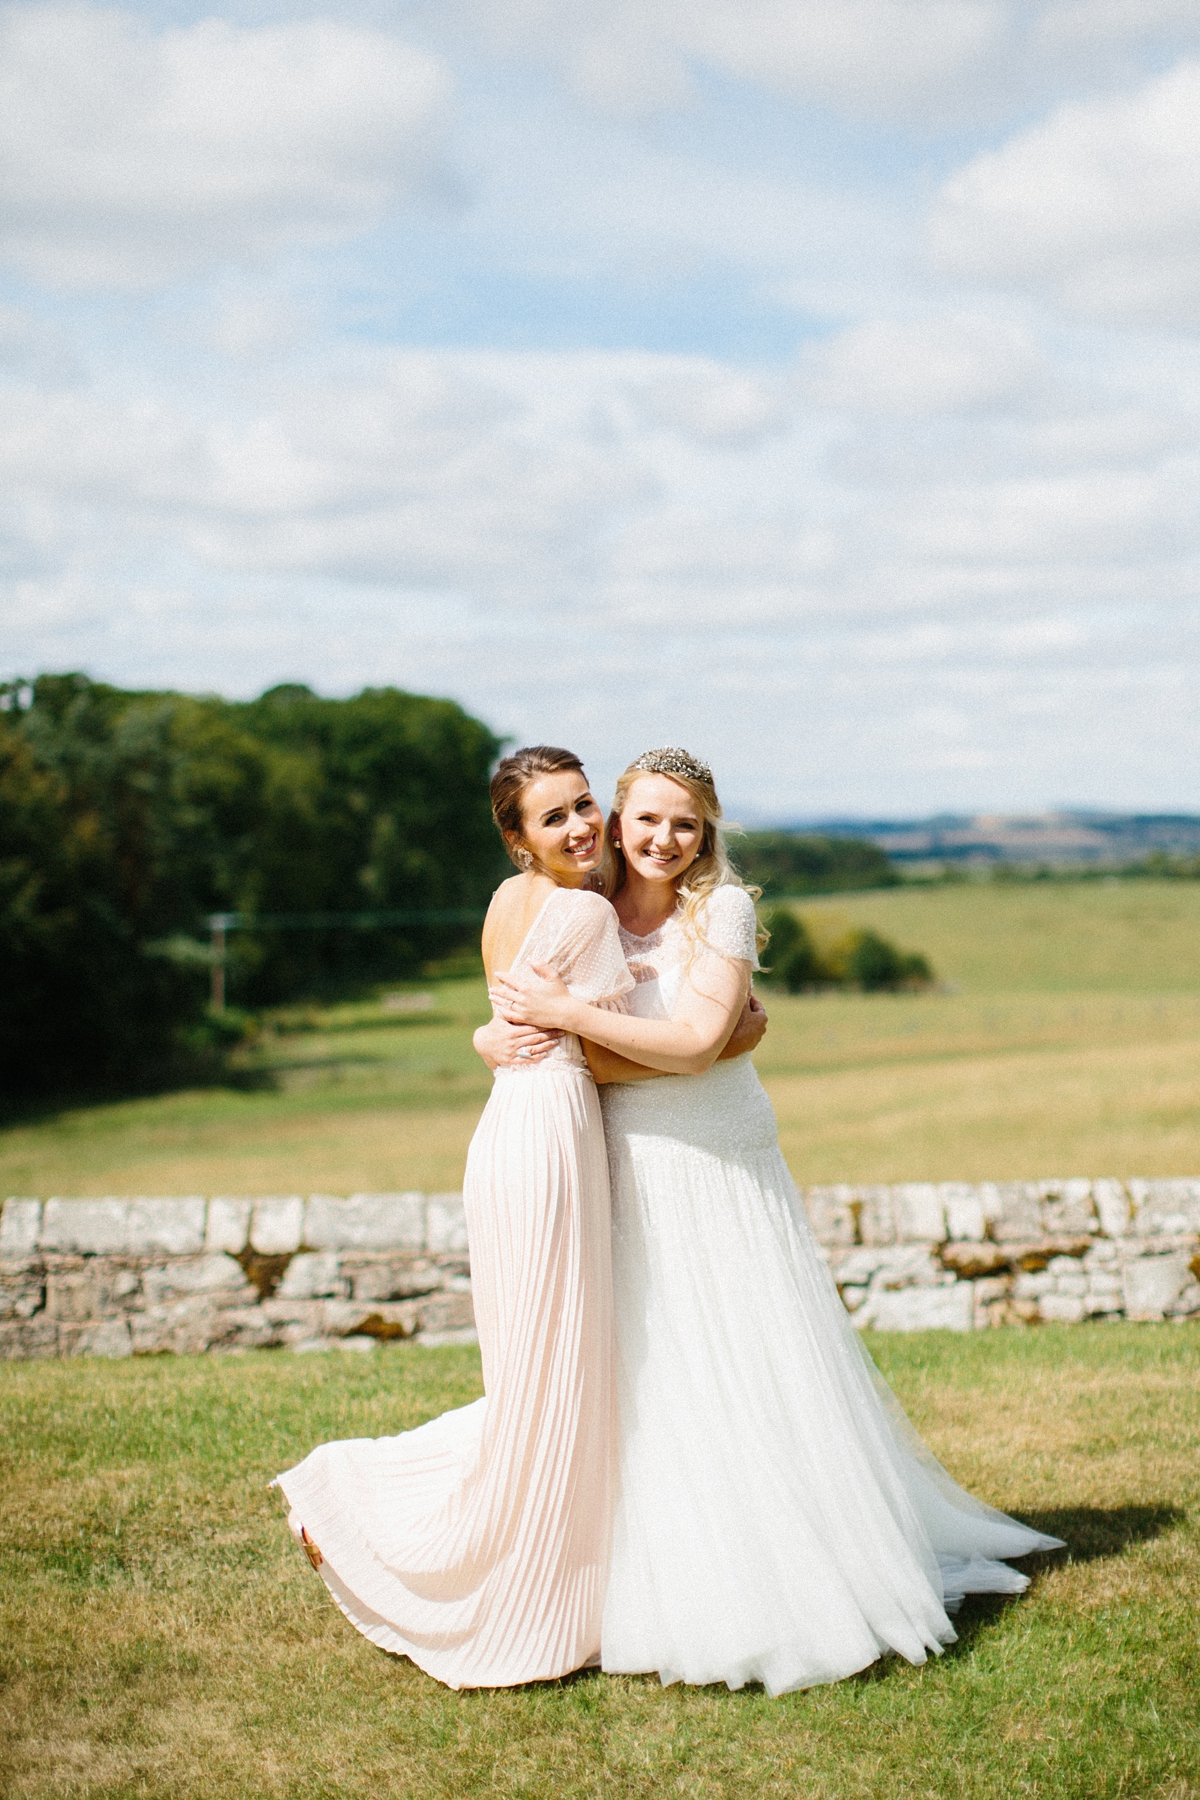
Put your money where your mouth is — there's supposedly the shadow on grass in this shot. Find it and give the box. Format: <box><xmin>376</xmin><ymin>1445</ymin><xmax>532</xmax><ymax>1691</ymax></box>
<box><xmin>842</xmin><ymin>1504</ymin><xmax>1187</xmax><ymax>1687</ymax></box>
<box><xmin>1017</xmin><ymin>1502</ymin><xmax>1186</xmax><ymax>1562</ymax></box>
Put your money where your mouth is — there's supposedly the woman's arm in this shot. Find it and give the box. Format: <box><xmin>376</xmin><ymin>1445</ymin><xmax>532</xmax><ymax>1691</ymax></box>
<box><xmin>490</xmin><ymin>952</ymin><xmax>750</xmax><ymax>1076</ymax></box>
<box><xmin>584</xmin><ymin>992</ymin><xmax>767</xmax><ymax>1084</ymax></box>
<box><xmin>473</xmin><ymin>1016</ymin><xmax>561</xmax><ymax>1069</ymax></box>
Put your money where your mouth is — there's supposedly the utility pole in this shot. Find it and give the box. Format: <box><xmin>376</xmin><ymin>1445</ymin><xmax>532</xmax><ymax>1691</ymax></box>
<box><xmin>208</xmin><ymin>913</ymin><xmax>235</xmax><ymax>1011</ymax></box>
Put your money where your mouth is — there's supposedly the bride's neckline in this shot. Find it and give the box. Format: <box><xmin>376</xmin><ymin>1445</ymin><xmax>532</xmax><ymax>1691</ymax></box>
<box><xmin>617</xmin><ymin>903</ymin><xmax>682</xmax><ymax>945</ymax></box>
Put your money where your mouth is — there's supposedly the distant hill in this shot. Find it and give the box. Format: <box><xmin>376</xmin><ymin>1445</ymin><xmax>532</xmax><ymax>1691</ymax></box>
<box><xmin>773</xmin><ymin>812</ymin><xmax>1200</xmax><ymax>868</ymax></box>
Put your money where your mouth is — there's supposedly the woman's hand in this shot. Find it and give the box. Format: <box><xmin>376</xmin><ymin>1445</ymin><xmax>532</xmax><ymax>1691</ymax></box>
<box><xmin>473</xmin><ymin>1015</ymin><xmax>563</xmax><ymax>1070</ymax></box>
<box><xmin>488</xmin><ymin>963</ymin><xmax>577</xmax><ymax>1030</ymax></box>
<box><xmin>719</xmin><ymin>992</ymin><xmax>767</xmax><ymax>1061</ymax></box>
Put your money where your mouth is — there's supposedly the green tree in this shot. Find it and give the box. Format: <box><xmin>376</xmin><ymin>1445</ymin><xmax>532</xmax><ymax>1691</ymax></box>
<box><xmin>733</xmin><ymin>832</ymin><xmax>898</xmax><ymax>896</ymax></box>
<box><xmin>0</xmin><ymin>675</ymin><xmax>505</xmax><ymax>1095</ymax></box>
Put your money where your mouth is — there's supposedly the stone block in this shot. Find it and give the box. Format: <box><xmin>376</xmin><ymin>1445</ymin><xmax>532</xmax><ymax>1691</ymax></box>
<box><xmin>45</xmin><ymin>1271</ymin><xmax>103</xmax><ymax>1321</ymax></box>
<box><xmin>1122</xmin><ymin>1251</ymin><xmax>1192</xmax><ymax>1320</ymax></box>
<box><xmin>1040</xmin><ymin>1181</ymin><xmax>1097</xmax><ymax>1236</ymax></box>
<box><xmin>250</xmin><ymin>1197</ymin><xmax>305</xmax><ymax>1255</ymax></box>
<box><xmin>1047</xmin><ymin>1254</ymin><xmax>1084</xmax><ymax>1276</ymax></box>
<box><xmin>324</xmin><ymin>1299</ymin><xmax>419</xmax><ymax>1339</ymax></box>
<box><xmin>349</xmin><ymin>1258</ymin><xmax>443</xmax><ymax>1302</ymax></box>
<box><xmin>130</xmin><ymin>1302</ymin><xmax>208</xmax><ymax>1356</ymax></box>
<box><xmin>72</xmin><ymin>1318</ymin><xmax>133</xmax><ymax>1358</ymax></box>
<box><xmin>1087</xmin><ymin>1272</ymin><xmax>1123</xmax><ymax>1296</ymax></box>
<box><xmin>802</xmin><ymin>1187</ymin><xmax>857</xmax><ymax>1248</ymax></box>
<box><xmin>840</xmin><ymin>1286</ymin><xmax>868</xmax><ymax>1312</ymax></box>
<box><xmin>140</xmin><ymin>1256</ymin><xmax>250</xmax><ymax>1305</ymax></box>
<box><xmin>211</xmin><ymin>1305</ymin><xmax>275</xmax><ymax>1347</ymax></box>
<box><xmin>1084</xmin><ymin>1293</ymin><xmax>1122</xmax><ymax>1315</ymax></box>
<box><xmin>1055</xmin><ymin>1274</ymin><xmax>1087</xmax><ymax>1297</ymax></box>
<box><xmin>972</xmin><ymin>1276</ymin><xmax>1012</xmax><ymax>1305</ymax></box>
<box><xmin>307</xmin><ymin>1192</ymin><xmax>426</xmax><ymax>1252</ymax></box>
<box><xmin>418</xmin><ymin>1328</ymin><xmax>480</xmax><ymax>1348</ymax></box>
<box><xmin>1129</xmin><ymin>1179</ymin><xmax>1200</xmax><ymax>1237</ymax></box>
<box><xmin>1084</xmin><ymin>1240</ymin><xmax>1120</xmax><ymax>1267</ymax></box>
<box><xmin>1039</xmin><ymin>1294</ymin><xmax>1086</xmax><ymax>1324</ymax></box>
<box><xmin>832</xmin><ymin>1246</ymin><xmax>937</xmax><ymax>1289</ymax></box>
<box><xmin>857</xmin><ymin>1283</ymin><xmax>975</xmax><ymax>1332</ymax></box>
<box><xmin>205</xmin><ymin>1198</ymin><xmax>252</xmax><ymax>1254</ymax></box>
<box><xmin>0</xmin><ymin>1199</ymin><xmax>42</xmax><ymax>1258</ymax></box>
<box><xmin>1168</xmin><ymin>1282</ymin><xmax>1200</xmax><ymax>1316</ymax></box>
<box><xmin>893</xmin><ymin>1184</ymin><xmax>945</xmax><ymax>1243</ymax></box>
<box><xmin>41</xmin><ymin>1199</ymin><xmax>130</xmax><ymax>1254</ymax></box>
<box><xmin>1093</xmin><ymin>1180</ymin><xmax>1131</xmax><ymax>1238</ymax></box>
<box><xmin>941</xmin><ymin>1185</ymin><xmax>986</xmax><ymax>1241</ymax></box>
<box><xmin>0</xmin><ymin>1274</ymin><xmax>44</xmax><ymax>1320</ymax></box>
<box><xmin>0</xmin><ymin>1317</ymin><xmax>59</xmax><ymax>1359</ymax></box>
<box><xmin>126</xmin><ymin>1198</ymin><xmax>205</xmax><ymax>1255</ymax></box>
<box><xmin>275</xmin><ymin>1252</ymin><xmax>347</xmax><ymax>1300</ymax></box>
<box><xmin>1014</xmin><ymin>1271</ymin><xmax>1055</xmax><ymax>1299</ymax></box>
<box><xmin>940</xmin><ymin>1241</ymin><xmax>1010</xmax><ymax>1279</ymax></box>
<box><xmin>989</xmin><ymin>1184</ymin><xmax>1043</xmax><ymax>1243</ymax></box>
<box><xmin>858</xmin><ymin>1187</ymin><xmax>896</xmax><ymax>1246</ymax></box>
<box><xmin>412</xmin><ymin>1291</ymin><xmax>476</xmax><ymax>1333</ymax></box>
<box><xmin>426</xmin><ymin>1194</ymin><xmax>469</xmax><ymax>1255</ymax></box>
<box><xmin>262</xmin><ymin>1297</ymin><xmax>324</xmax><ymax>1342</ymax></box>
<box><xmin>1012</xmin><ymin>1238</ymin><xmax>1093</xmax><ymax>1271</ymax></box>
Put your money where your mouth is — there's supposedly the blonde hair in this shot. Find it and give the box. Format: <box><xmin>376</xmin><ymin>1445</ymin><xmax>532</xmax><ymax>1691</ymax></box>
<box><xmin>607</xmin><ymin>748</ymin><xmax>767</xmax><ymax>957</ymax></box>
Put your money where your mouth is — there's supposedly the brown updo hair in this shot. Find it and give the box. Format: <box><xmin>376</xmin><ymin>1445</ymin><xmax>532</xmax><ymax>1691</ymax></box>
<box><xmin>490</xmin><ymin>745</ymin><xmax>588</xmax><ymax>870</ymax></box>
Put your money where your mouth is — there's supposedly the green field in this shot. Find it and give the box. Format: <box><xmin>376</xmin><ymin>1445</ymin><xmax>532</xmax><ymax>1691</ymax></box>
<box><xmin>2</xmin><ymin>1328</ymin><xmax>1197</xmax><ymax>1799</ymax></box>
<box><xmin>5</xmin><ymin>881</ymin><xmax>1200</xmax><ymax>1194</ymax></box>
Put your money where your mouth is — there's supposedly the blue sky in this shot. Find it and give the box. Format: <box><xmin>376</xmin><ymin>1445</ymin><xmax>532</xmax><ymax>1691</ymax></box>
<box><xmin>3</xmin><ymin>0</ymin><xmax>1200</xmax><ymax>817</ymax></box>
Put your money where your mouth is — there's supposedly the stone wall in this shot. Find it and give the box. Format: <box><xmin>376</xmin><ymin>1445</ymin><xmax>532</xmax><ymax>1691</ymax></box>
<box><xmin>2</xmin><ymin>1178</ymin><xmax>1199</xmax><ymax>1359</ymax></box>
<box><xmin>0</xmin><ymin>1193</ymin><xmax>476</xmax><ymax>1360</ymax></box>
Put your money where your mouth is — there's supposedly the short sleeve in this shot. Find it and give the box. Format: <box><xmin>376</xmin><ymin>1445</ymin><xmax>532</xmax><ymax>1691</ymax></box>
<box><xmin>698</xmin><ymin>886</ymin><xmax>761</xmax><ymax>968</ymax></box>
<box><xmin>521</xmin><ymin>889</ymin><xmax>635</xmax><ymax>1005</ymax></box>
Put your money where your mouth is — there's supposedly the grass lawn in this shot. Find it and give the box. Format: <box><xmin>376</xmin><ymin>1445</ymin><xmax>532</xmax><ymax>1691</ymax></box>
<box><xmin>5</xmin><ymin>881</ymin><xmax>1200</xmax><ymax>1195</ymax></box>
<box><xmin>2</xmin><ymin>1327</ymin><xmax>1197</xmax><ymax>1799</ymax></box>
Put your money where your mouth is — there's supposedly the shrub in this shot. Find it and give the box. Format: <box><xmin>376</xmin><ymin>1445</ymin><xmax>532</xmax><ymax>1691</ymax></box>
<box><xmin>760</xmin><ymin>908</ymin><xmax>934</xmax><ymax>994</ymax></box>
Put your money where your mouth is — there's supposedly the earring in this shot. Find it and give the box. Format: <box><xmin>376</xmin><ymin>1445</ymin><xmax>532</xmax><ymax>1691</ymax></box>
<box><xmin>517</xmin><ymin>847</ymin><xmax>534</xmax><ymax>870</ymax></box>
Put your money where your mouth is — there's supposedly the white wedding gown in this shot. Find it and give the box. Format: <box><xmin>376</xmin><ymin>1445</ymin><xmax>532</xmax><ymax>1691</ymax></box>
<box><xmin>598</xmin><ymin>885</ymin><xmax>1064</xmax><ymax>1696</ymax></box>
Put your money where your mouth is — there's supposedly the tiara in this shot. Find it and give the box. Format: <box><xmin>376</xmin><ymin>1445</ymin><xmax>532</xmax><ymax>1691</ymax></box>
<box><xmin>632</xmin><ymin>747</ymin><xmax>714</xmax><ymax>785</ymax></box>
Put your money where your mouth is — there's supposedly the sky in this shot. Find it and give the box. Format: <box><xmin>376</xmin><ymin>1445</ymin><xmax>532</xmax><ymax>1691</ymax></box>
<box><xmin>3</xmin><ymin>0</ymin><xmax>1200</xmax><ymax>819</ymax></box>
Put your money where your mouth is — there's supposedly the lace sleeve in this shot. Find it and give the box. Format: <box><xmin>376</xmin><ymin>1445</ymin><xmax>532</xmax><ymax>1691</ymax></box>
<box><xmin>698</xmin><ymin>886</ymin><xmax>761</xmax><ymax>969</ymax></box>
<box><xmin>522</xmin><ymin>889</ymin><xmax>635</xmax><ymax>1005</ymax></box>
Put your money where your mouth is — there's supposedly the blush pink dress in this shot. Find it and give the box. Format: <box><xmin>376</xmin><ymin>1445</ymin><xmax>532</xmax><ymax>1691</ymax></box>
<box><xmin>276</xmin><ymin>886</ymin><xmax>633</xmax><ymax>1689</ymax></box>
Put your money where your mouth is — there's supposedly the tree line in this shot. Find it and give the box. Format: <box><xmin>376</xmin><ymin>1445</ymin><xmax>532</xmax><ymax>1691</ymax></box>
<box><xmin>731</xmin><ymin>831</ymin><xmax>899</xmax><ymax>896</ymax></box>
<box><xmin>0</xmin><ymin>675</ymin><xmax>504</xmax><ymax>1096</ymax></box>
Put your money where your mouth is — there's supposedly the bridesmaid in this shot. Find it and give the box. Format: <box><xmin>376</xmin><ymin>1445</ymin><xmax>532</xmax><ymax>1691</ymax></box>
<box><xmin>276</xmin><ymin>745</ymin><xmax>634</xmax><ymax>1689</ymax></box>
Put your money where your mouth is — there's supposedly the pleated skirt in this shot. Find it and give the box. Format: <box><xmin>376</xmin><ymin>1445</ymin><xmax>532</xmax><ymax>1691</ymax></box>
<box><xmin>276</xmin><ymin>1062</ymin><xmax>615</xmax><ymax>1689</ymax></box>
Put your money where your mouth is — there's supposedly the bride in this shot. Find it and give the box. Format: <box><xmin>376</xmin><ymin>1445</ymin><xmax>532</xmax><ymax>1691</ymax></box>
<box><xmin>276</xmin><ymin>744</ymin><xmax>765</xmax><ymax>1689</ymax></box>
<box><xmin>490</xmin><ymin>746</ymin><xmax>1064</xmax><ymax>1697</ymax></box>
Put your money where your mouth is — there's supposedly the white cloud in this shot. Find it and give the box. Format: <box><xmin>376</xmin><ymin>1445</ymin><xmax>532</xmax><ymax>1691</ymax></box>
<box><xmin>929</xmin><ymin>58</ymin><xmax>1200</xmax><ymax>325</ymax></box>
<box><xmin>0</xmin><ymin>3</ymin><xmax>451</xmax><ymax>288</ymax></box>
<box><xmin>461</xmin><ymin>0</ymin><xmax>1200</xmax><ymax>126</ymax></box>
<box><xmin>805</xmin><ymin>315</ymin><xmax>1049</xmax><ymax>414</ymax></box>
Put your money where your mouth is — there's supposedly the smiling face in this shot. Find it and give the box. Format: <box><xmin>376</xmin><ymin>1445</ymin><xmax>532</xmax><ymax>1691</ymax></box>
<box><xmin>511</xmin><ymin>769</ymin><xmax>605</xmax><ymax>886</ymax></box>
<box><xmin>612</xmin><ymin>772</ymin><xmax>704</xmax><ymax>889</ymax></box>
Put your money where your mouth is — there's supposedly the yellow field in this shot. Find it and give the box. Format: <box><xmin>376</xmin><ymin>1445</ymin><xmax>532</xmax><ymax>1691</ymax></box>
<box><xmin>5</xmin><ymin>881</ymin><xmax>1200</xmax><ymax>1194</ymax></box>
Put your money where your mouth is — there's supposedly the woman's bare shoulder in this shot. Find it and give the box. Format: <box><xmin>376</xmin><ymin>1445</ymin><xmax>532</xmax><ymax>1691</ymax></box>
<box><xmin>485</xmin><ymin>874</ymin><xmax>534</xmax><ymax>920</ymax></box>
